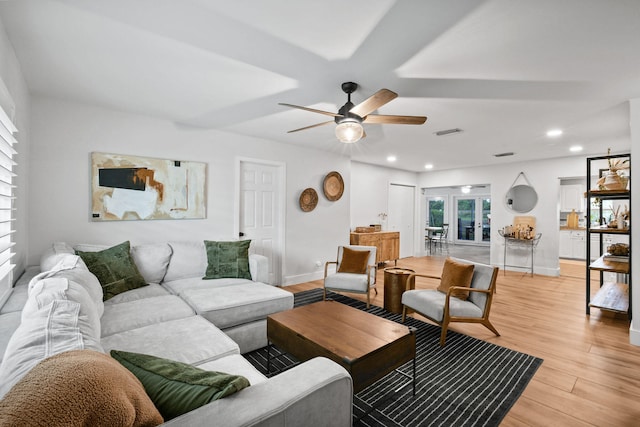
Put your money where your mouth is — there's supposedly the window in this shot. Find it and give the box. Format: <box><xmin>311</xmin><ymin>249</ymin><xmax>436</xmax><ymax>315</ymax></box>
<box><xmin>0</xmin><ymin>104</ymin><xmax>16</xmax><ymax>306</ymax></box>
<box><xmin>427</xmin><ymin>198</ymin><xmax>445</xmax><ymax>226</ymax></box>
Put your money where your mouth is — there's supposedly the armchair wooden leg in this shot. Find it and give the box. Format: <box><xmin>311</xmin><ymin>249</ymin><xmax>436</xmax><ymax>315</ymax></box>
<box><xmin>374</xmin><ymin>286</ymin><xmax>378</xmax><ymax>295</ymax></box>
<box><xmin>323</xmin><ymin>287</ymin><xmax>327</xmax><ymax>301</ymax></box>
<box><xmin>401</xmin><ymin>306</ymin><xmax>407</xmax><ymax>323</ymax></box>
<box><xmin>483</xmin><ymin>320</ymin><xmax>500</xmax><ymax>337</ymax></box>
<box><xmin>366</xmin><ymin>291</ymin><xmax>370</xmax><ymax>309</ymax></box>
<box><xmin>439</xmin><ymin>320</ymin><xmax>450</xmax><ymax>347</ymax></box>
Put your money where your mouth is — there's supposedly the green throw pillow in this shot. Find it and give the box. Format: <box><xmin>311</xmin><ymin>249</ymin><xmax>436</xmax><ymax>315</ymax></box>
<box><xmin>203</xmin><ymin>240</ymin><xmax>252</xmax><ymax>280</ymax></box>
<box><xmin>110</xmin><ymin>350</ymin><xmax>250</xmax><ymax>420</ymax></box>
<box><xmin>76</xmin><ymin>241</ymin><xmax>148</xmax><ymax>301</ymax></box>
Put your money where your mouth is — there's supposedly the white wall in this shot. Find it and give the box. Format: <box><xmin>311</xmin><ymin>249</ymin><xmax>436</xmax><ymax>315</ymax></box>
<box><xmin>350</xmin><ymin>161</ymin><xmax>420</xmax><ymax>254</ymax></box>
<box><xmin>419</xmin><ymin>156</ymin><xmax>587</xmax><ymax>276</ymax></box>
<box><xmin>29</xmin><ymin>97</ymin><xmax>350</xmax><ymax>285</ymax></box>
<box><xmin>350</xmin><ymin>161</ymin><xmax>418</xmax><ymax>226</ymax></box>
<box><xmin>0</xmin><ymin>18</ymin><xmax>30</xmax><ymax>306</ymax></box>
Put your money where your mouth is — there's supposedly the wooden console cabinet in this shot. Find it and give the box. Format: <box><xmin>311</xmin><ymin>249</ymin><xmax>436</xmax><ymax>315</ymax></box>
<box><xmin>350</xmin><ymin>231</ymin><xmax>400</xmax><ymax>265</ymax></box>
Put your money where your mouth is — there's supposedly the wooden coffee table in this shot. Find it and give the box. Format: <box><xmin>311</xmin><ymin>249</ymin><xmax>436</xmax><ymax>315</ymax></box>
<box><xmin>267</xmin><ymin>300</ymin><xmax>415</xmax><ymax>394</ymax></box>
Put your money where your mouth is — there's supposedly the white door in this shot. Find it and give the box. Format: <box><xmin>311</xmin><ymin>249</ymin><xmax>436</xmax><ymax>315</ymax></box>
<box><xmin>388</xmin><ymin>184</ymin><xmax>415</xmax><ymax>258</ymax></box>
<box><xmin>239</xmin><ymin>161</ymin><xmax>284</xmax><ymax>285</ymax></box>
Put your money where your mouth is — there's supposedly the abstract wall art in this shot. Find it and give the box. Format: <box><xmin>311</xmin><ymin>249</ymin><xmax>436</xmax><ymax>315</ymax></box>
<box><xmin>91</xmin><ymin>152</ymin><xmax>206</xmax><ymax>221</ymax></box>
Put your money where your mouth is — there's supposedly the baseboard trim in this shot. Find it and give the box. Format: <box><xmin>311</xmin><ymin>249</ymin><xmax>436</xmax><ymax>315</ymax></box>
<box><xmin>501</xmin><ymin>265</ymin><xmax>559</xmax><ymax>277</ymax></box>
<box><xmin>630</xmin><ymin>323</ymin><xmax>640</xmax><ymax>347</ymax></box>
<box><xmin>282</xmin><ymin>271</ymin><xmax>324</xmax><ymax>286</ymax></box>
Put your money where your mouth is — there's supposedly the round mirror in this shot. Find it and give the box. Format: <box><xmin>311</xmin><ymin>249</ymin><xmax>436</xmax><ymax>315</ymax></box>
<box><xmin>505</xmin><ymin>184</ymin><xmax>538</xmax><ymax>213</ymax></box>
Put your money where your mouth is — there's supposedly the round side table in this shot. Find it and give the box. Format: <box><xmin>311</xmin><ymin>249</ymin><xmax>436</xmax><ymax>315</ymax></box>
<box><xmin>383</xmin><ymin>267</ymin><xmax>415</xmax><ymax>314</ymax></box>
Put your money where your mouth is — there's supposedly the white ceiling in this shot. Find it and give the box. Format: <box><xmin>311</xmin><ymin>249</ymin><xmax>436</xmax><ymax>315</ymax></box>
<box><xmin>1</xmin><ymin>0</ymin><xmax>637</xmax><ymax>172</ymax></box>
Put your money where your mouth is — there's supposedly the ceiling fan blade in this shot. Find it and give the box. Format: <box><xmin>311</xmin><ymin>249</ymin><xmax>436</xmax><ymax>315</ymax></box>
<box><xmin>279</xmin><ymin>103</ymin><xmax>340</xmax><ymax>118</ymax></box>
<box><xmin>349</xmin><ymin>89</ymin><xmax>397</xmax><ymax>117</ymax></box>
<box><xmin>363</xmin><ymin>114</ymin><xmax>427</xmax><ymax>125</ymax></box>
<box><xmin>287</xmin><ymin>120</ymin><xmax>334</xmax><ymax>133</ymax></box>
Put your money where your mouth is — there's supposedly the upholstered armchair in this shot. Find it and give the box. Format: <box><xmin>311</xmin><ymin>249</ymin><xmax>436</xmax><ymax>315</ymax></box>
<box><xmin>401</xmin><ymin>257</ymin><xmax>499</xmax><ymax>346</ymax></box>
<box><xmin>324</xmin><ymin>245</ymin><xmax>377</xmax><ymax>308</ymax></box>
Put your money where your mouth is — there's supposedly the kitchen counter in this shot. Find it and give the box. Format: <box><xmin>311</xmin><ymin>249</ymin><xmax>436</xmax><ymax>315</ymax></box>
<box><xmin>560</xmin><ymin>226</ymin><xmax>586</xmax><ymax>230</ymax></box>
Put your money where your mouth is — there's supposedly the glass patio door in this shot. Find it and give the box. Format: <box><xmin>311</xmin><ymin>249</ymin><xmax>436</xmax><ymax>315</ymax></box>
<box><xmin>454</xmin><ymin>196</ymin><xmax>491</xmax><ymax>244</ymax></box>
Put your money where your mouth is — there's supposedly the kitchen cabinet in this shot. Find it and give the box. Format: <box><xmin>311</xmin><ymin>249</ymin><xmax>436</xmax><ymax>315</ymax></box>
<box><xmin>585</xmin><ymin>153</ymin><xmax>631</xmax><ymax>317</ymax></box>
<box><xmin>559</xmin><ymin>229</ymin><xmax>585</xmax><ymax>259</ymax></box>
<box><xmin>350</xmin><ymin>231</ymin><xmax>399</xmax><ymax>265</ymax></box>
<box><xmin>560</xmin><ymin>184</ymin><xmax>585</xmax><ymax>212</ymax></box>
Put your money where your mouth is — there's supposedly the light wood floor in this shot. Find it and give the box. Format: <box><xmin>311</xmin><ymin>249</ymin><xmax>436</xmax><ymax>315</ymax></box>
<box><xmin>284</xmin><ymin>257</ymin><xmax>640</xmax><ymax>426</ymax></box>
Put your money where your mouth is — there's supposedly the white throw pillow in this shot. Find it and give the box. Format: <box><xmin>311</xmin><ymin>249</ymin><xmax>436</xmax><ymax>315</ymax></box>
<box><xmin>164</xmin><ymin>241</ymin><xmax>208</xmax><ymax>282</ymax></box>
<box><xmin>39</xmin><ymin>242</ymin><xmax>75</xmax><ymax>272</ymax></box>
<box><xmin>31</xmin><ymin>254</ymin><xmax>104</xmax><ymax>317</ymax></box>
<box><xmin>130</xmin><ymin>243</ymin><xmax>173</xmax><ymax>284</ymax></box>
<box><xmin>24</xmin><ymin>277</ymin><xmax>102</xmax><ymax>341</ymax></box>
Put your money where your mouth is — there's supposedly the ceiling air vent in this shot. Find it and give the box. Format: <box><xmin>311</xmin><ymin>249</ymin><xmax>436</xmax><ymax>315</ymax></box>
<box><xmin>494</xmin><ymin>152</ymin><xmax>514</xmax><ymax>157</ymax></box>
<box><xmin>435</xmin><ymin>128</ymin><xmax>462</xmax><ymax>136</ymax></box>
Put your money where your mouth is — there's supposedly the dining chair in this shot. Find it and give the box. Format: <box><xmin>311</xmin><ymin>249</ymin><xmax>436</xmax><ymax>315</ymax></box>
<box><xmin>323</xmin><ymin>245</ymin><xmax>377</xmax><ymax>308</ymax></box>
<box><xmin>431</xmin><ymin>224</ymin><xmax>449</xmax><ymax>251</ymax></box>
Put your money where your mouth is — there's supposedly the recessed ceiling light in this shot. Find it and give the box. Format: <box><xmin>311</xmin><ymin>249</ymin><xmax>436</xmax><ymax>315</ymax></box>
<box><xmin>424</xmin><ymin>163</ymin><xmax>434</xmax><ymax>169</ymax></box>
<box><xmin>569</xmin><ymin>145</ymin><xmax>583</xmax><ymax>152</ymax></box>
<box><xmin>546</xmin><ymin>129</ymin><xmax>563</xmax><ymax>137</ymax></box>
<box><xmin>461</xmin><ymin>186</ymin><xmax>471</xmax><ymax>194</ymax></box>
<box><xmin>387</xmin><ymin>155</ymin><xmax>397</xmax><ymax>162</ymax></box>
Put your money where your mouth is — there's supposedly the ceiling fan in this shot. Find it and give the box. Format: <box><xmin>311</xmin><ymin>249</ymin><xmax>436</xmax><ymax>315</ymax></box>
<box><xmin>279</xmin><ymin>82</ymin><xmax>427</xmax><ymax>143</ymax></box>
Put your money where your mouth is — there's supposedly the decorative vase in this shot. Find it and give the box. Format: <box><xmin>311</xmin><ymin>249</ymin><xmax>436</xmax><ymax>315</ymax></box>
<box><xmin>602</xmin><ymin>171</ymin><xmax>626</xmax><ymax>190</ymax></box>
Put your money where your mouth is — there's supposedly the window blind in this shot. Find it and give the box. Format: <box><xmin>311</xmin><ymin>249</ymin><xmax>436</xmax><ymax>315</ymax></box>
<box><xmin>0</xmin><ymin>104</ymin><xmax>17</xmax><ymax>300</ymax></box>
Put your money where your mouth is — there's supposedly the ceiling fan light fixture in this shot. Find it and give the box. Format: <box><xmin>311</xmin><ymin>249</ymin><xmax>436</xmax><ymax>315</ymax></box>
<box><xmin>335</xmin><ymin>120</ymin><xmax>364</xmax><ymax>143</ymax></box>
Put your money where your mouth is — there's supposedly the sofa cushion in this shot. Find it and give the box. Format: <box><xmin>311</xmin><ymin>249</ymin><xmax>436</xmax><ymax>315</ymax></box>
<box><xmin>164</xmin><ymin>241</ymin><xmax>208</xmax><ymax>282</ymax></box>
<box><xmin>0</xmin><ymin>281</ymin><xmax>28</xmax><ymax>315</ymax></box>
<box><xmin>162</xmin><ymin>276</ymin><xmax>250</xmax><ymax>296</ymax></box>
<box><xmin>76</xmin><ymin>241</ymin><xmax>148</xmax><ymax>301</ymax></box>
<box><xmin>197</xmin><ymin>354</ymin><xmax>267</xmax><ymax>386</ymax></box>
<box><xmin>180</xmin><ymin>283</ymin><xmax>293</xmax><ymax>330</ymax></box>
<box><xmin>203</xmin><ymin>240</ymin><xmax>252</xmax><ymax>280</ymax></box>
<box><xmin>0</xmin><ymin>311</ymin><xmax>21</xmax><ymax>364</ymax></box>
<box><xmin>101</xmin><ymin>295</ymin><xmax>194</xmax><ymax>337</ymax></box>
<box><xmin>111</xmin><ymin>350</ymin><xmax>250</xmax><ymax>421</ymax></box>
<box><xmin>104</xmin><ymin>283</ymin><xmax>171</xmax><ymax>305</ymax></box>
<box><xmin>0</xmin><ymin>299</ymin><xmax>104</xmax><ymax>399</ymax></box>
<box><xmin>401</xmin><ymin>289</ymin><xmax>483</xmax><ymax>322</ymax></box>
<box><xmin>0</xmin><ymin>350</ymin><xmax>163</xmax><ymax>426</ymax></box>
<box><xmin>100</xmin><ymin>316</ymin><xmax>240</xmax><ymax>366</ymax></box>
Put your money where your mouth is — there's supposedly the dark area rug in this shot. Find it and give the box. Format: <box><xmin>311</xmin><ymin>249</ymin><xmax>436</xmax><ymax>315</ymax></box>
<box><xmin>245</xmin><ymin>289</ymin><xmax>542</xmax><ymax>427</ymax></box>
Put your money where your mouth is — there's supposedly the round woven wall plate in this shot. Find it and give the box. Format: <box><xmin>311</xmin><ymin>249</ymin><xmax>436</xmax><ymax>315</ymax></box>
<box><xmin>323</xmin><ymin>171</ymin><xmax>344</xmax><ymax>201</ymax></box>
<box><xmin>299</xmin><ymin>188</ymin><xmax>318</xmax><ymax>212</ymax></box>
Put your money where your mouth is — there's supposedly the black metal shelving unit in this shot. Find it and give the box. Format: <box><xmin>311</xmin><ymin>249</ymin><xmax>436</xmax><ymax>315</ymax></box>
<box><xmin>585</xmin><ymin>153</ymin><xmax>631</xmax><ymax>318</ymax></box>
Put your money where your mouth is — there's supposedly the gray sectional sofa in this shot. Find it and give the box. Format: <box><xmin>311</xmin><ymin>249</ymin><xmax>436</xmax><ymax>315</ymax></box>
<box><xmin>0</xmin><ymin>241</ymin><xmax>353</xmax><ymax>426</ymax></box>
